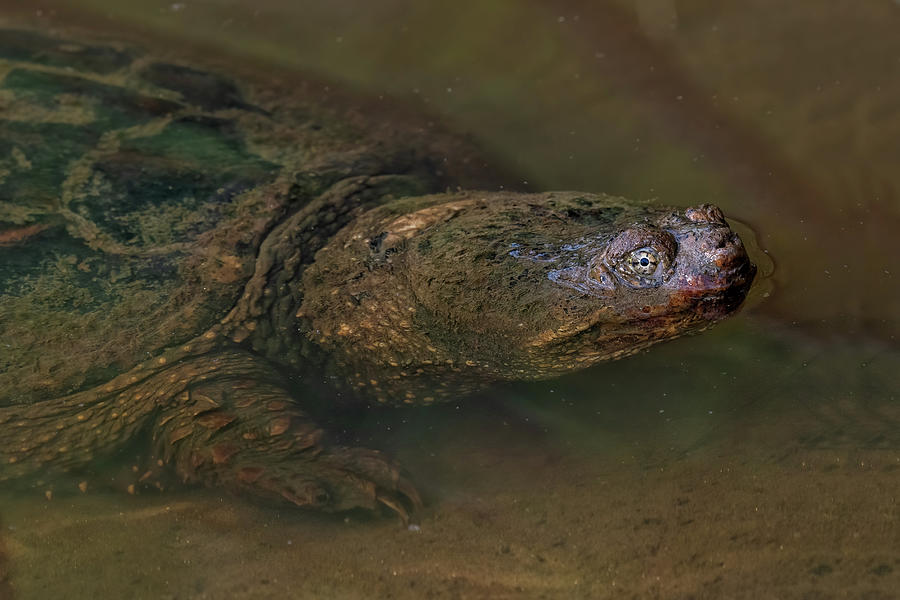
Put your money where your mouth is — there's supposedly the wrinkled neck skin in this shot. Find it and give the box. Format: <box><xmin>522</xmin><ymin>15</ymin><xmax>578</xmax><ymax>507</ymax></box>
<box><xmin>299</xmin><ymin>191</ymin><xmax>756</xmax><ymax>404</ymax></box>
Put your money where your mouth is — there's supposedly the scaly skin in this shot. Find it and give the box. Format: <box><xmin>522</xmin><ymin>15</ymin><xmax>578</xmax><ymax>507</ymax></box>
<box><xmin>302</xmin><ymin>192</ymin><xmax>756</xmax><ymax>403</ymax></box>
<box><xmin>0</xmin><ymin>28</ymin><xmax>755</xmax><ymax>517</ymax></box>
<box><xmin>0</xmin><ymin>184</ymin><xmax>424</xmax><ymax>516</ymax></box>
<box><xmin>0</xmin><ymin>345</ymin><xmax>417</xmax><ymax>513</ymax></box>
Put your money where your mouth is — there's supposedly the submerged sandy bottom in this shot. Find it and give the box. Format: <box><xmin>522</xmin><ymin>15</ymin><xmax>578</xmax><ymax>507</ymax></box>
<box><xmin>1</xmin><ymin>326</ymin><xmax>898</xmax><ymax>599</ymax></box>
<box><xmin>2</xmin><ymin>432</ymin><xmax>897</xmax><ymax>598</ymax></box>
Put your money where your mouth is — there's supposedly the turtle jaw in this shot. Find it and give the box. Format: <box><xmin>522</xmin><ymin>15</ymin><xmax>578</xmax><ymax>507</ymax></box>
<box><xmin>667</xmin><ymin>226</ymin><xmax>758</xmax><ymax>321</ymax></box>
<box><xmin>675</xmin><ymin>265</ymin><xmax>756</xmax><ymax>322</ymax></box>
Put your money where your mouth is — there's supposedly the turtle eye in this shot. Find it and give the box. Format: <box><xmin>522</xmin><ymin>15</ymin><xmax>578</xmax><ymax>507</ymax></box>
<box><xmin>603</xmin><ymin>228</ymin><xmax>675</xmax><ymax>288</ymax></box>
<box><xmin>627</xmin><ymin>248</ymin><xmax>659</xmax><ymax>275</ymax></box>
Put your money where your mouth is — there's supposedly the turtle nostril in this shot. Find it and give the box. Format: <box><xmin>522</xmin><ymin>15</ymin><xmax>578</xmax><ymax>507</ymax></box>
<box><xmin>701</xmin><ymin>229</ymin><xmax>732</xmax><ymax>251</ymax></box>
<box><xmin>714</xmin><ymin>231</ymin><xmax>735</xmax><ymax>249</ymax></box>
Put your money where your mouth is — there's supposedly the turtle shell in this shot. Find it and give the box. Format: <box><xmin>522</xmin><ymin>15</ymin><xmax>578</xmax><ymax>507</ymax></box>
<box><xmin>0</xmin><ymin>28</ymin><xmax>439</xmax><ymax>406</ymax></box>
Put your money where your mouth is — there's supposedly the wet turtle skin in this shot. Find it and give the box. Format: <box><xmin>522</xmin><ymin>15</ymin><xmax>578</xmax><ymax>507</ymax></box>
<box><xmin>0</xmin><ymin>29</ymin><xmax>756</xmax><ymax>517</ymax></box>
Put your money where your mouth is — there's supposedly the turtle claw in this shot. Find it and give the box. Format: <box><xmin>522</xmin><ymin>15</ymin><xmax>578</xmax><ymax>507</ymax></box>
<box><xmin>322</xmin><ymin>447</ymin><xmax>423</xmax><ymax>520</ymax></box>
<box><xmin>375</xmin><ymin>473</ymin><xmax>422</xmax><ymax>525</ymax></box>
<box><xmin>396</xmin><ymin>477</ymin><xmax>423</xmax><ymax>513</ymax></box>
<box><xmin>377</xmin><ymin>492</ymin><xmax>410</xmax><ymax>524</ymax></box>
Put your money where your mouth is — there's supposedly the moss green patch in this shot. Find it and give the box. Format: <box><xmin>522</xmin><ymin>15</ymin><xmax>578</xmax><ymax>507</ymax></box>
<box><xmin>1</xmin><ymin>68</ymin><xmax>181</xmax><ymax>129</ymax></box>
<box><xmin>0</xmin><ymin>224</ymin><xmax>227</xmax><ymax>405</ymax></box>
<box><xmin>0</xmin><ymin>120</ymin><xmax>102</xmax><ymax>208</ymax></box>
<box><xmin>0</xmin><ymin>200</ymin><xmax>46</xmax><ymax>225</ymax></box>
<box><xmin>69</xmin><ymin>116</ymin><xmax>278</xmax><ymax>248</ymax></box>
<box><xmin>122</xmin><ymin>116</ymin><xmax>272</xmax><ymax>172</ymax></box>
<box><xmin>0</xmin><ymin>225</ymin><xmax>99</xmax><ymax>296</ymax></box>
<box><xmin>0</xmin><ymin>29</ymin><xmax>134</xmax><ymax>74</ymax></box>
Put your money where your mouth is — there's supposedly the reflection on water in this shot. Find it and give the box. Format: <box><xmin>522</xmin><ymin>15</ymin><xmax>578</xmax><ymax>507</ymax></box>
<box><xmin>0</xmin><ymin>0</ymin><xmax>898</xmax><ymax>598</ymax></box>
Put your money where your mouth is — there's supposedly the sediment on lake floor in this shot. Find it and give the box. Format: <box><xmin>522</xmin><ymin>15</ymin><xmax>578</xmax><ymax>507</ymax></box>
<box><xmin>0</xmin><ymin>514</ymin><xmax>12</xmax><ymax>600</ymax></box>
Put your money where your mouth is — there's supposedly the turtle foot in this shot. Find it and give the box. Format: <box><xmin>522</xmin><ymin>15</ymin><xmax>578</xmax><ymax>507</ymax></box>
<box><xmin>154</xmin><ymin>409</ymin><xmax>422</xmax><ymax>520</ymax></box>
<box><xmin>146</xmin><ymin>365</ymin><xmax>422</xmax><ymax>520</ymax></box>
<box><xmin>218</xmin><ymin>446</ymin><xmax>422</xmax><ymax>523</ymax></box>
<box><xmin>323</xmin><ymin>447</ymin><xmax>423</xmax><ymax>523</ymax></box>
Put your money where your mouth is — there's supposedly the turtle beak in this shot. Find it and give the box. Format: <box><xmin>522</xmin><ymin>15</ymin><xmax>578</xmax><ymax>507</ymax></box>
<box><xmin>697</xmin><ymin>256</ymin><xmax>757</xmax><ymax>319</ymax></box>
<box><xmin>669</xmin><ymin>211</ymin><xmax>757</xmax><ymax>320</ymax></box>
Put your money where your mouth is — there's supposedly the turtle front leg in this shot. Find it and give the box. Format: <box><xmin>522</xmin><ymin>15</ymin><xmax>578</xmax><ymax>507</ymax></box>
<box><xmin>150</xmin><ymin>374</ymin><xmax>421</xmax><ymax>519</ymax></box>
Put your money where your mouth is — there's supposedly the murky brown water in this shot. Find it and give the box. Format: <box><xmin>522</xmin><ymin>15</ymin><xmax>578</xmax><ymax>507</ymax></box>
<box><xmin>0</xmin><ymin>1</ymin><xmax>898</xmax><ymax>598</ymax></box>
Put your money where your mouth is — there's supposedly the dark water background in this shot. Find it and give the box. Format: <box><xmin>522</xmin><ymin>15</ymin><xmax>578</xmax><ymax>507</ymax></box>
<box><xmin>0</xmin><ymin>1</ymin><xmax>898</xmax><ymax>598</ymax></box>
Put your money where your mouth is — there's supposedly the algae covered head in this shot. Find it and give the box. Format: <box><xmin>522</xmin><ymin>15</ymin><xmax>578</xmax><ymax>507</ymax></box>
<box><xmin>300</xmin><ymin>191</ymin><xmax>756</xmax><ymax>402</ymax></box>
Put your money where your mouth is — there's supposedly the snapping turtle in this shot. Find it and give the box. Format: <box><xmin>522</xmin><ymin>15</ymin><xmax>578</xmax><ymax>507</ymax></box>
<box><xmin>0</xmin><ymin>28</ymin><xmax>756</xmax><ymax>517</ymax></box>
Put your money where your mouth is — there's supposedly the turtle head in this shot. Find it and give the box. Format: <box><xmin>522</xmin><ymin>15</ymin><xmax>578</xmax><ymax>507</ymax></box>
<box><xmin>519</xmin><ymin>200</ymin><xmax>757</xmax><ymax>364</ymax></box>
<box><xmin>301</xmin><ymin>192</ymin><xmax>756</xmax><ymax>402</ymax></box>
